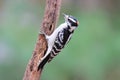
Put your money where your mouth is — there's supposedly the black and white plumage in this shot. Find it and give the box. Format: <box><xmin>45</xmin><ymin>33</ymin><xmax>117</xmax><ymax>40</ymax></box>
<box><xmin>38</xmin><ymin>14</ymin><xmax>79</xmax><ymax>69</ymax></box>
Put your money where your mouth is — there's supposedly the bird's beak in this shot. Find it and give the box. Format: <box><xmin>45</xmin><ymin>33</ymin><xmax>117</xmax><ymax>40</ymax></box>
<box><xmin>62</xmin><ymin>13</ymin><xmax>67</xmax><ymax>17</ymax></box>
<box><xmin>62</xmin><ymin>13</ymin><xmax>69</xmax><ymax>20</ymax></box>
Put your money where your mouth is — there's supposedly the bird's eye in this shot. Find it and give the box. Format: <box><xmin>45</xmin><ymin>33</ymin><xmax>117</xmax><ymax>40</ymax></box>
<box><xmin>68</xmin><ymin>18</ymin><xmax>73</xmax><ymax>23</ymax></box>
<box><xmin>68</xmin><ymin>18</ymin><xmax>78</xmax><ymax>26</ymax></box>
<box><xmin>68</xmin><ymin>18</ymin><xmax>71</xmax><ymax>22</ymax></box>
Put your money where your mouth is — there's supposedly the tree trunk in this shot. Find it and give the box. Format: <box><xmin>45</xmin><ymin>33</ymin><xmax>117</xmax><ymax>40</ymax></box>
<box><xmin>23</xmin><ymin>0</ymin><xmax>62</xmax><ymax>80</ymax></box>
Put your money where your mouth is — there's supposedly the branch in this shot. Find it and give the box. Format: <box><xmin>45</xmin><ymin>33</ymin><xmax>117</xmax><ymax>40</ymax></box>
<box><xmin>41</xmin><ymin>0</ymin><xmax>61</xmax><ymax>35</ymax></box>
<box><xmin>23</xmin><ymin>0</ymin><xmax>62</xmax><ymax>80</ymax></box>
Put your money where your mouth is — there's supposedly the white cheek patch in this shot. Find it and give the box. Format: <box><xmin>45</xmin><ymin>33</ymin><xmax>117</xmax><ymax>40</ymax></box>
<box><xmin>69</xmin><ymin>26</ymin><xmax>76</xmax><ymax>32</ymax></box>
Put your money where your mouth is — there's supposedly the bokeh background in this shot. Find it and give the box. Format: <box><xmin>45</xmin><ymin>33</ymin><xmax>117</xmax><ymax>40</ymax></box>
<box><xmin>0</xmin><ymin>0</ymin><xmax>120</xmax><ymax>80</ymax></box>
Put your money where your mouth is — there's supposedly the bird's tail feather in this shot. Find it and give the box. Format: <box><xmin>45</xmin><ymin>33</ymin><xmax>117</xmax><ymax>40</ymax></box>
<box><xmin>38</xmin><ymin>54</ymin><xmax>50</xmax><ymax>70</ymax></box>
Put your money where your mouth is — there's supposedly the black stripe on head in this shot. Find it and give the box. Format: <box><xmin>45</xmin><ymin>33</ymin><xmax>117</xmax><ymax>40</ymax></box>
<box><xmin>68</xmin><ymin>16</ymin><xmax>78</xmax><ymax>26</ymax></box>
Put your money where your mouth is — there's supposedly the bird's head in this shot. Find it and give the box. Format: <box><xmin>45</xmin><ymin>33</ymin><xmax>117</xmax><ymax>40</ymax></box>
<box><xmin>63</xmin><ymin>13</ymin><xmax>79</xmax><ymax>27</ymax></box>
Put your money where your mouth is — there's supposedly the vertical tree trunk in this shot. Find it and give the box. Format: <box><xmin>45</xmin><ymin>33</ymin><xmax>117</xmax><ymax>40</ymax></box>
<box><xmin>23</xmin><ymin>0</ymin><xmax>62</xmax><ymax>80</ymax></box>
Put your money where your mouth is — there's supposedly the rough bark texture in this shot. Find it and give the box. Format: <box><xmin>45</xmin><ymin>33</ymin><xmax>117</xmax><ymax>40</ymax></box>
<box><xmin>23</xmin><ymin>34</ymin><xmax>47</xmax><ymax>80</ymax></box>
<box><xmin>41</xmin><ymin>0</ymin><xmax>61</xmax><ymax>35</ymax></box>
<box><xmin>23</xmin><ymin>0</ymin><xmax>62</xmax><ymax>80</ymax></box>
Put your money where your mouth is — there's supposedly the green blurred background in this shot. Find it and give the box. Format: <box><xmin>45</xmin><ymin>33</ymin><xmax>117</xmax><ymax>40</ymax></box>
<box><xmin>0</xmin><ymin>0</ymin><xmax>120</xmax><ymax>80</ymax></box>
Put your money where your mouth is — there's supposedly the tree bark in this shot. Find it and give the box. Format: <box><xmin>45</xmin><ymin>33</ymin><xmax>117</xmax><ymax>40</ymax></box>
<box><xmin>23</xmin><ymin>0</ymin><xmax>62</xmax><ymax>80</ymax></box>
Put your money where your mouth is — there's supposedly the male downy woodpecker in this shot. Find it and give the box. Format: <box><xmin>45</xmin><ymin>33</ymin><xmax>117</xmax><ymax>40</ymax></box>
<box><xmin>38</xmin><ymin>14</ymin><xmax>79</xmax><ymax>69</ymax></box>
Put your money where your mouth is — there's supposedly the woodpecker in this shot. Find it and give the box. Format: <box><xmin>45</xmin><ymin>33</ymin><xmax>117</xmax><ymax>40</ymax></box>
<box><xmin>38</xmin><ymin>14</ymin><xmax>79</xmax><ymax>69</ymax></box>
